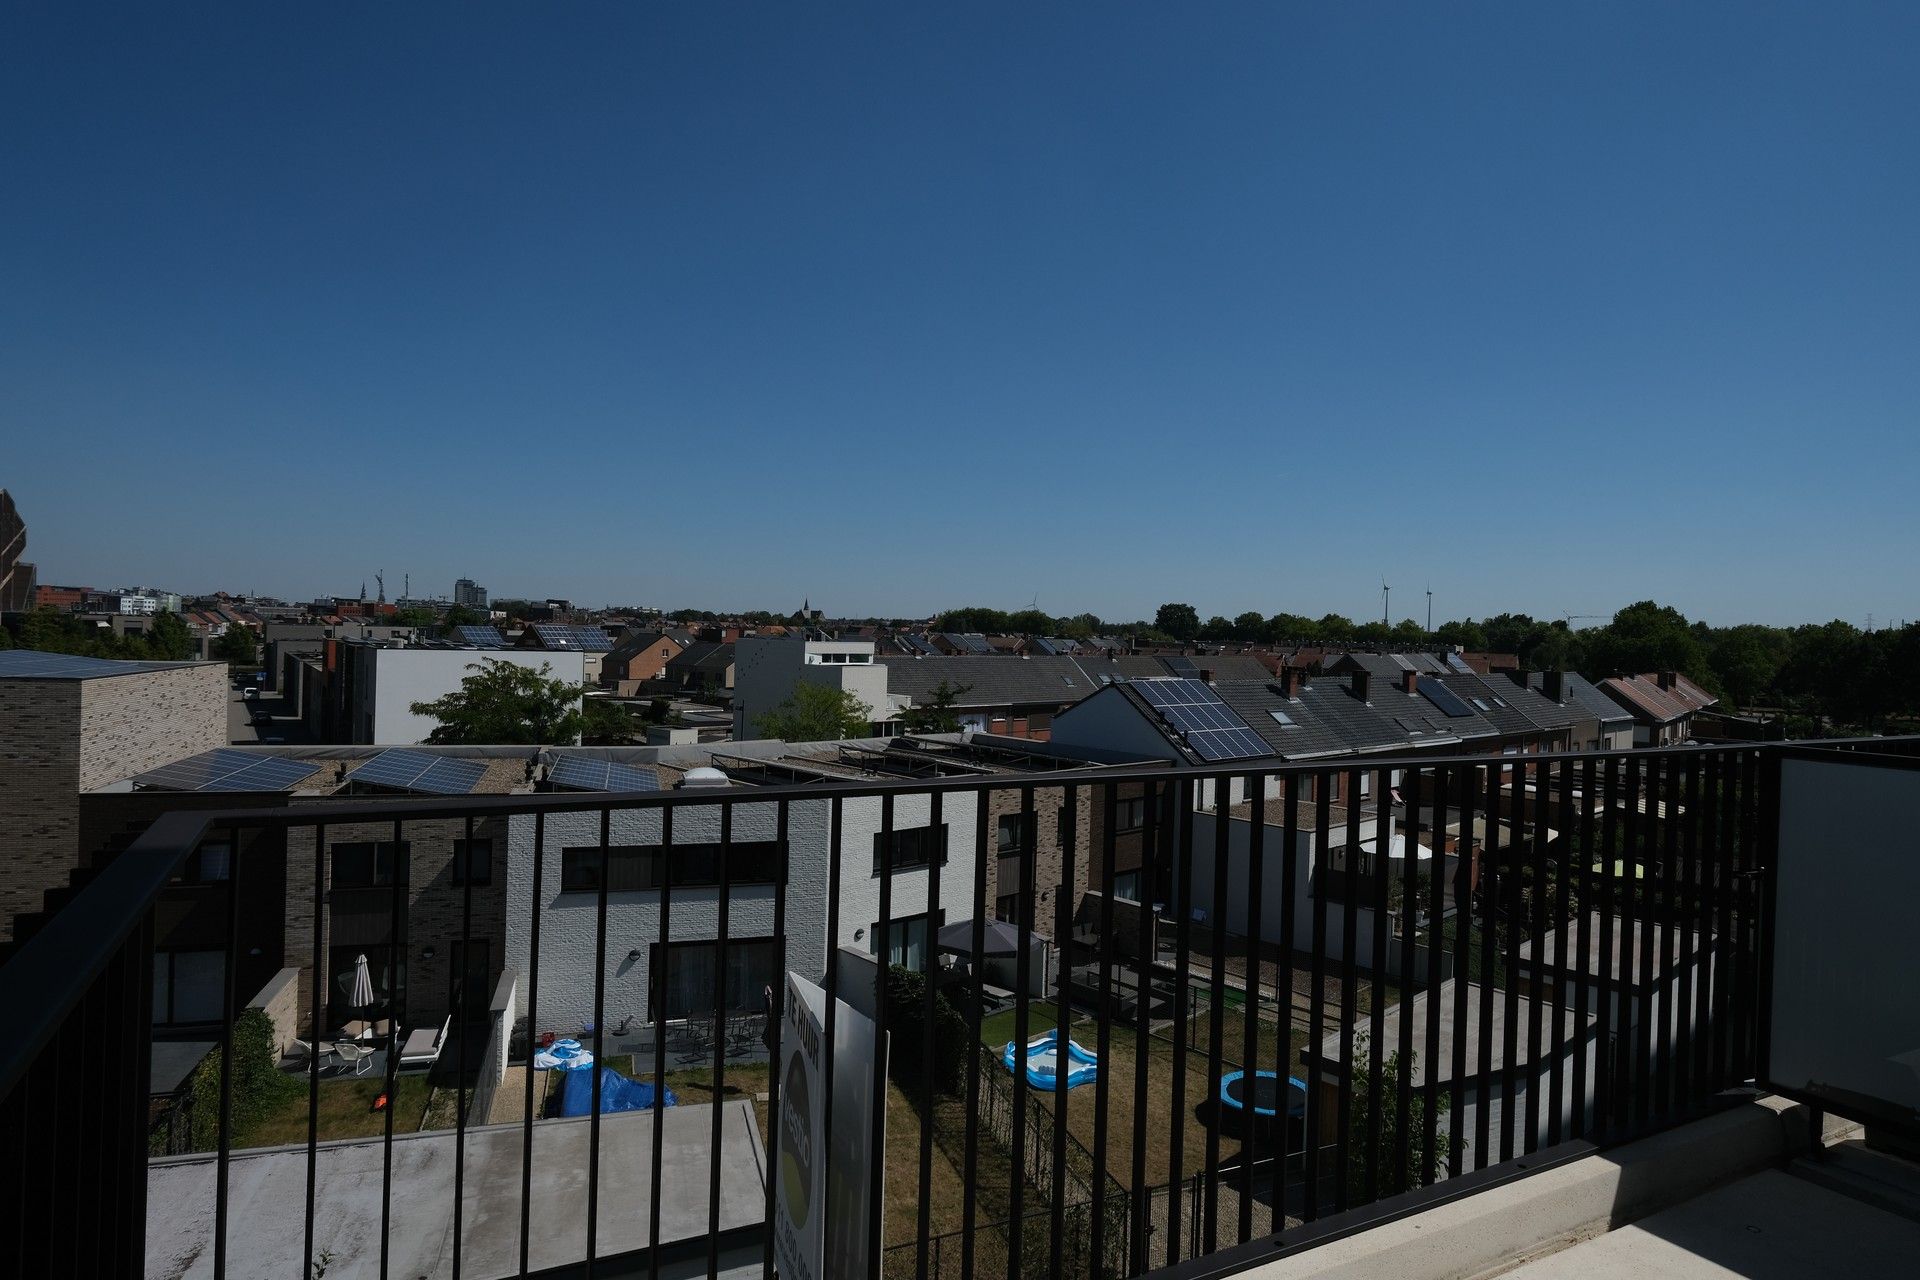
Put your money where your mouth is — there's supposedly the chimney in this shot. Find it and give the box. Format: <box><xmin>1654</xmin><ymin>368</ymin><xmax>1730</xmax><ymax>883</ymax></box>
<box><xmin>1506</xmin><ymin>667</ymin><xmax>1531</xmax><ymax>689</ymax></box>
<box><xmin>1657</xmin><ymin>671</ymin><xmax>1677</xmax><ymax>691</ymax></box>
<box><xmin>1401</xmin><ymin>669</ymin><xmax>1418</xmax><ymax>695</ymax></box>
<box><xmin>1544</xmin><ymin>670</ymin><xmax>1566</xmax><ymax>702</ymax></box>
<box><xmin>1352</xmin><ymin>669</ymin><xmax>1372</xmax><ymax>703</ymax></box>
<box><xmin>1198</xmin><ymin>667</ymin><xmax>1215</xmax><ymax>684</ymax></box>
<box><xmin>1279</xmin><ymin>667</ymin><xmax>1302</xmax><ymax>699</ymax></box>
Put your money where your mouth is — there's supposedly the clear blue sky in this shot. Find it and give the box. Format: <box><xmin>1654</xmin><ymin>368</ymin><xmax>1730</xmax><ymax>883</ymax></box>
<box><xmin>4</xmin><ymin>3</ymin><xmax>1916</xmax><ymax>627</ymax></box>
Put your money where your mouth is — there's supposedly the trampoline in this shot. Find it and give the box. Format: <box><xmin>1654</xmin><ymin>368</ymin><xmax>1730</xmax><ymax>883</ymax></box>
<box><xmin>1218</xmin><ymin>1070</ymin><xmax>1306</xmax><ymax>1121</ymax></box>
<box><xmin>1003</xmin><ymin>1028</ymin><xmax>1100</xmax><ymax>1091</ymax></box>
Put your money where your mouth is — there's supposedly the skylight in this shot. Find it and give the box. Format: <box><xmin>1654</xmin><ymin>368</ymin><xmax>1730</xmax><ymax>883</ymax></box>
<box><xmin>1269</xmin><ymin>710</ymin><xmax>1297</xmax><ymax>727</ymax></box>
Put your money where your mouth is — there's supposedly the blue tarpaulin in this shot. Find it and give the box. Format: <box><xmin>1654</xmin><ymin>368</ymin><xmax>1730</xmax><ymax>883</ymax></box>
<box><xmin>558</xmin><ymin>1066</ymin><xmax>677</xmax><ymax>1117</ymax></box>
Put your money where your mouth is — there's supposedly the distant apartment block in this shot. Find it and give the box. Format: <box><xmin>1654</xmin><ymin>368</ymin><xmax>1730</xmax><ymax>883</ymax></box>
<box><xmin>0</xmin><ymin>488</ymin><xmax>36</xmax><ymax>613</ymax></box>
<box><xmin>453</xmin><ymin>577</ymin><xmax>488</xmax><ymax>611</ymax></box>
<box><xmin>732</xmin><ymin>636</ymin><xmax>892</xmax><ymax>737</ymax></box>
<box><xmin>306</xmin><ymin>641</ymin><xmax>587</xmax><ymax>744</ymax></box>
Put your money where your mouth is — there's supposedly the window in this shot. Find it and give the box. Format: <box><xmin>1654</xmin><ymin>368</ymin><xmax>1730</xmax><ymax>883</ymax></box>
<box><xmin>1110</xmin><ymin>870</ymin><xmax>1143</xmax><ymax>902</ymax></box>
<box><xmin>452</xmin><ymin>838</ymin><xmax>492</xmax><ymax>887</ymax></box>
<box><xmin>1470</xmin><ymin>698</ymin><xmax>1492</xmax><ymax>712</ymax></box>
<box><xmin>872</xmin><ymin>824</ymin><xmax>949</xmax><ymax>875</ymax></box>
<box><xmin>997</xmin><ymin>813</ymin><xmax>1029</xmax><ymax>857</ymax></box>
<box><xmin>331</xmin><ymin>841</ymin><xmax>409</xmax><ymax>889</ymax></box>
<box><xmin>870</xmin><ymin>912</ymin><xmax>943</xmax><ymax>971</ymax></box>
<box><xmin>995</xmin><ymin>895</ymin><xmax>1029</xmax><ymax>929</ymax></box>
<box><xmin>174</xmin><ymin>838</ymin><xmax>232</xmax><ymax>885</ymax></box>
<box><xmin>1269</xmin><ymin>710</ymin><xmax>1297</xmax><ymax>727</ymax></box>
<box><xmin>651</xmin><ymin>938</ymin><xmax>777</xmax><ymax>1021</ymax></box>
<box><xmin>560</xmin><ymin>842</ymin><xmax>784</xmax><ymax>893</ymax></box>
<box><xmin>1116</xmin><ymin>796</ymin><xmax>1147</xmax><ymax>833</ymax></box>
<box><xmin>152</xmin><ymin>950</ymin><xmax>225</xmax><ymax>1025</ymax></box>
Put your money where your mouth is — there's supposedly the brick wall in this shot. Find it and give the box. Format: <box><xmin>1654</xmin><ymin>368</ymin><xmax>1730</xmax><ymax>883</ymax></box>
<box><xmin>0</xmin><ymin>679</ymin><xmax>82</xmax><ymax>939</ymax></box>
<box><xmin>77</xmin><ymin>663</ymin><xmax>228</xmax><ymax>790</ymax></box>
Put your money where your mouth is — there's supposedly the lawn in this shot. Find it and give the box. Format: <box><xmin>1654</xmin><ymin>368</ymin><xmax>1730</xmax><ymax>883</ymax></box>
<box><xmin>241</xmin><ymin>1071</ymin><xmax>434</xmax><ymax>1148</ymax></box>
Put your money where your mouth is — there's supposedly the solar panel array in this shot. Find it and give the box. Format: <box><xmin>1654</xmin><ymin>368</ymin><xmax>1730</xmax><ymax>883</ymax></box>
<box><xmin>346</xmin><ymin>749</ymin><xmax>489</xmax><ymax>795</ymax></box>
<box><xmin>1161</xmin><ymin>656</ymin><xmax>1202</xmax><ymax>678</ymax></box>
<box><xmin>133</xmin><ymin>748</ymin><xmax>323</xmax><ymax>793</ymax></box>
<box><xmin>531</xmin><ymin>624</ymin><xmax>614</xmax><ymax>651</ymax></box>
<box><xmin>547</xmin><ymin>755</ymin><xmax>662</xmax><ymax>793</ymax></box>
<box><xmin>1417</xmin><ymin>676</ymin><xmax>1478</xmax><ymax>719</ymax></box>
<box><xmin>1134</xmin><ymin>678</ymin><xmax>1272</xmax><ymax>762</ymax></box>
<box><xmin>1445</xmin><ymin>652</ymin><xmax>1476</xmax><ymax>674</ymax></box>
<box><xmin>0</xmin><ymin>650</ymin><xmax>180</xmax><ymax>679</ymax></box>
<box><xmin>942</xmin><ymin>632</ymin><xmax>994</xmax><ymax>655</ymax></box>
<box><xmin>456</xmin><ymin>625</ymin><xmax>510</xmax><ymax>649</ymax></box>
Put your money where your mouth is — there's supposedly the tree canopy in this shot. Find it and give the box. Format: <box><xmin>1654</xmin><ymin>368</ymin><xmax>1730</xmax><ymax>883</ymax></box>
<box><xmin>408</xmin><ymin>659</ymin><xmax>587</xmax><ymax>744</ymax></box>
<box><xmin>900</xmin><ymin>679</ymin><xmax>973</xmax><ymax>733</ymax></box>
<box><xmin>754</xmin><ymin>681</ymin><xmax>873</xmax><ymax>742</ymax></box>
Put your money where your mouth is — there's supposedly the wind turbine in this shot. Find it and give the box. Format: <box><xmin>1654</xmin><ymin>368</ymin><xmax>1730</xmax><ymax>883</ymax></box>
<box><xmin>1381</xmin><ymin>578</ymin><xmax>1391</xmax><ymax>627</ymax></box>
<box><xmin>1426</xmin><ymin>585</ymin><xmax>1433</xmax><ymax>633</ymax></box>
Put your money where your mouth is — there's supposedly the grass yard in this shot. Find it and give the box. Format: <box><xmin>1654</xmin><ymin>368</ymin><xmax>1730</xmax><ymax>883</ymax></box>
<box><xmin>241</xmin><ymin>1071</ymin><xmax>433</xmax><ymax>1148</ymax></box>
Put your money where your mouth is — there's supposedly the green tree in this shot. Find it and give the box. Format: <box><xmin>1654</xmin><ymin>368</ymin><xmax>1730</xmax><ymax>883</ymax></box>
<box><xmin>1269</xmin><ymin>612</ymin><xmax>1322</xmax><ymax>645</ymax></box>
<box><xmin>1584</xmin><ymin>601</ymin><xmax>1707</xmax><ymax>680</ymax></box>
<box><xmin>409</xmin><ymin>659</ymin><xmax>587</xmax><ymax>744</ymax></box>
<box><xmin>1347</xmin><ymin>1035</ymin><xmax>1454</xmax><ymax>1199</ymax></box>
<box><xmin>1199</xmin><ymin>614</ymin><xmax>1234</xmax><ymax>642</ymax></box>
<box><xmin>441</xmin><ymin>603</ymin><xmax>484</xmax><ymax>630</ymax></box>
<box><xmin>1232</xmin><ymin>610</ymin><xmax>1268</xmax><ymax>642</ymax></box>
<box><xmin>214</xmin><ymin>625</ymin><xmax>259</xmax><ymax>669</ymax></box>
<box><xmin>147</xmin><ymin>611</ymin><xmax>198</xmax><ymax>660</ymax></box>
<box><xmin>1058</xmin><ymin>612</ymin><xmax>1103</xmax><ymax>640</ymax></box>
<box><xmin>1707</xmin><ymin>624</ymin><xmax>1787</xmax><ymax>709</ymax></box>
<box><xmin>900</xmin><ymin>680</ymin><xmax>973</xmax><ymax>733</ymax></box>
<box><xmin>582</xmin><ymin>697</ymin><xmax>641</xmax><ymax>745</ymax></box>
<box><xmin>389</xmin><ymin>606</ymin><xmax>438</xmax><ymax>629</ymax></box>
<box><xmin>882</xmin><ymin>964</ymin><xmax>969</xmax><ymax>1095</ymax></box>
<box><xmin>753</xmin><ymin>682</ymin><xmax>873</xmax><ymax>741</ymax></box>
<box><xmin>1155</xmin><ymin>602</ymin><xmax>1200</xmax><ymax>642</ymax></box>
<box><xmin>1434</xmin><ymin>618</ymin><xmax>1489</xmax><ymax>651</ymax></box>
<box><xmin>1005</xmin><ymin>608</ymin><xmax>1053</xmax><ymax>635</ymax></box>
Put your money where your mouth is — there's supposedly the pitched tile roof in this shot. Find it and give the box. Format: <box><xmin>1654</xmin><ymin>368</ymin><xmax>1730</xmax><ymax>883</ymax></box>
<box><xmin>877</xmin><ymin>655</ymin><xmax>1098</xmax><ymax>708</ymax></box>
<box><xmin>1521</xmin><ymin>671</ymin><xmax>1635</xmax><ymax>727</ymax></box>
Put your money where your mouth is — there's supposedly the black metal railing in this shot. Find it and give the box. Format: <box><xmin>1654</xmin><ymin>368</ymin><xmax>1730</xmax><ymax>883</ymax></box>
<box><xmin>2</xmin><ymin>737</ymin><xmax>1908</xmax><ymax>1279</ymax></box>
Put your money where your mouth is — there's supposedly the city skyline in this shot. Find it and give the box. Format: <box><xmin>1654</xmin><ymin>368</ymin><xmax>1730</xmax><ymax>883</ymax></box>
<box><xmin>5</xmin><ymin>4</ymin><xmax>1917</xmax><ymax>627</ymax></box>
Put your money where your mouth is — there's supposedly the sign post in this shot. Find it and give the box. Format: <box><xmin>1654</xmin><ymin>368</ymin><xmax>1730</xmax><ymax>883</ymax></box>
<box><xmin>773</xmin><ymin>972</ymin><xmax>883</xmax><ymax>1279</ymax></box>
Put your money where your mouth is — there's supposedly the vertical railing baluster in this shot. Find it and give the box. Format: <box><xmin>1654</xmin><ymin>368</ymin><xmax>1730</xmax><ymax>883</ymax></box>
<box><xmin>1203</xmin><ymin>773</ymin><xmax>1230</xmax><ymax>1251</ymax></box>
<box><xmin>454</xmin><ymin>811</ymin><xmax>474</xmax><ymax>1280</ymax></box>
<box><xmin>709</xmin><ymin>800</ymin><xmax>732</xmax><ymax>1280</ymax></box>
<box><xmin>1278</xmin><ymin>772</ymin><xmax>1300</xmax><ymax>1209</ymax></box>
<box><xmin>1304</xmin><ymin>770</ymin><xmax>1330</xmax><ymax>1221</ymax></box>
<box><xmin>1334</xmin><ymin>769</ymin><xmax>1360</xmax><ymax>1214</ymax></box>
<box><xmin>1127</xmin><ymin>783</ymin><xmax>1161</xmax><ymax>1274</ymax></box>
<box><xmin>869</xmin><ymin>792</ymin><xmax>895</xmax><ymax>1279</ymax></box>
<box><xmin>1624</xmin><ymin>755</ymin><xmax>1651</xmax><ymax>1136</ymax></box>
<box><xmin>1091</xmin><ymin>783</ymin><xmax>1118</xmax><ymax>1269</ymax></box>
<box><xmin>1710</xmin><ymin>752</ymin><xmax>1735</xmax><ymax>1090</ymax></box>
<box><xmin>959</xmin><ymin>790</ymin><xmax>985</xmax><ymax>1280</ymax></box>
<box><xmin>214</xmin><ymin>821</ymin><xmax>240</xmax><ymax>1280</ymax></box>
<box><xmin>586</xmin><ymin>806</ymin><xmax>610</xmax><ymax>1275</ymax></box>
<box><xmin>649</xmin><ymin>803</ymin><xmax>674</xmax><ymax>1280</ymax></box>
<box><xmin>1393</xmin><ymin>767</ymin><xmax>1417</xmax><ymax>1195</ymax></box>
<box><xmin>384</xmin><ymin>815</ymin><xmax>407</xmax><ymax>1278</ymax></box>
<box><xmin>1478</xmin><ymin>761</ymin><xmax>1501</xmax><ymax>1171</ymax></box>
<box><xmin>1448</xmin><ymin>761</ymin><xmax>1476</xmax><ymax>1180</ymax></box>
<box><xmin>820</xmin><ymin>800</ymin><xmax>844</xmax><ymax>1277</ymax></box>
<box><xmin>305</xmin><ymin>821</ymin><xmax>326</xmax><ymax>1275</ymax></box>
<box><xmin>1166</xmin><ymin>777</ymin><xmax>1194</xmax><ymax>1263</ymax></box>
<box><xmin>763</xmin><ymin>799</ymin><xmax>788</xmax><ymax>1280</ymax></box>
<box><xmin>1595</xmin><ymin>755</ymin><xmax>1621</xmax><ymax>1138</ymax></box>
<box><xmin>1524</xmin><ymin>761</ymin><xmax>1549</xmax><ymax>1155</ymax></box>
<box><xmin>1420</xmin><ymin>765</ymin><xmax>1447</xmax><ymax>1186</ymax></box>
<box><xmin>1240</xmin><ymin>768</ymin><xmax>1265</xmax><ymax>1238</ymax></box>
<box><xmin>1653</xmin><ymin>757</ymin><xmax>1678</xmax><ymax>1123</ymax></box>
<box><xmin>1364</xmin><ymin>766</ymin><xmax>1389</xmax><ymax>1204</ymax></box>
<box><xmin>521</xmin><ymin>811</ymin><xmax>545</xmax><ymax>1276</ymax></box>
<box><xmin>1048</xmin><ymin>785</ymin><xmax>1073</xmax><ymax>1280</ymax></box>
<box><xmin>1675</xmin><ymin>754</ymin><xmax>1701</xmax><ymax>1112</ymax></box>
<box><xmin>1570</xmin><ymin>756</ymin><xmax>1596</xmax><ymax>1140</ymax></box>
<box><xmin>916</xmin><ymin>786</ymin><xmax>944</xmax><ymax>1280</ymax></box>
<box><xmin>1547</xmin><ymin>757</ymin><xmax>1573</xmax><ymax>1147</ymax></box>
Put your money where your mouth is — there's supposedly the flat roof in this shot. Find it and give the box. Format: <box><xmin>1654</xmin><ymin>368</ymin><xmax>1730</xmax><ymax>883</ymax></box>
<box><xmin>0</xmin><ymin>649</ymin><xmax>216</xmax><ymax>680</ymax></box>
<box><xmin>145</xmin><ymin>1100</ymin><xmax>766</xmax><ymax>1276</ymax></box>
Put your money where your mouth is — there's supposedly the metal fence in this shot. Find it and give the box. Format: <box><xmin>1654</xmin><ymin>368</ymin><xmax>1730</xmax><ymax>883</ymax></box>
<box><xmin>1</xmin><ymin>738</ymin><xmax>1885</xmax><ymax>1279</ymax></box>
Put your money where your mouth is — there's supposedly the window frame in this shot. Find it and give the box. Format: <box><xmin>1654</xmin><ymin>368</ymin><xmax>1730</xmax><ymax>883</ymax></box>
<box><xmin>871</xmin><ymin>823</ymin><xmax>950</xmax><ymax>876</ymax></box>
<box><xmin>559</xmin><ymin>841</ymin><xmax>784</xmax><ymax>894</ymax></box>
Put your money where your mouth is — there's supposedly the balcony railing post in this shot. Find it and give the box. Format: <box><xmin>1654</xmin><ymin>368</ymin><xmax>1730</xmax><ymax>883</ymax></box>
<box><xmin>214</xmin><ymin>820</ymin><xmax>241</xmax><ymax>1280</ymax></box>
<box><xmin>305</xmin><ymin>820</ymin><xmax>327</xmax><ymax>1275</ymax></box>
<box><xmin>522</xmin><ymin>811</ymin><xmax>545</xmax><ymax>1277</ymax></box>
<box><xmin>960</xmin><ymin>791</ymin><xmax>985</xmax><ymax>1280</ymax></box>
<box><xmin>1241</xmin><ymin>767</ymin><xmax>1266</xmax><ymax>1238</ymax></box>
<box><xmin>869</xmin><ymin>791</ymin><xmax>895</xmax><ymax>1280</ymax></box>
<box><xmin>649</xmin><ymin>803</ymin><xmax>675</xmax><ymax>1280</ymax></box>
<box><xmin>710</xmin><ymin>798</ymin><xmax>734</xmax><ymax>1279</ymax></box>
<box><xmin>762</xmin><ymin>798</ymin><xmax>789</xmax><ymax>1280</ymax></box>
<box><xmin>1048</xmin><ymin>783</ymin><xmax>1074</xmax><ymax>1280</ymax></box>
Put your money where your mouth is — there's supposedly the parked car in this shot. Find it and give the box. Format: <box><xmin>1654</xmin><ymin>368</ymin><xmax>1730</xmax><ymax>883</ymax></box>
<box><xmin>241</xmin><ymin>687</ymin><xmax>258</xmax><ymax>700</ymax></box>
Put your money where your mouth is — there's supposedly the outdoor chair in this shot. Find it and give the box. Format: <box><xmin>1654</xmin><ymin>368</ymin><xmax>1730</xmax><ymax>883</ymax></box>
<box><xmin>399</xmin><ymin>1015</ymin><xmax>451</xmax><ymax>1070</ymax></box>
<box><xmin>286</xmin><ymin>1039</ymin><xmax>333</xmax><ymax>1070</ymax></box>
<box><xmin>333</xmin><ymin>1042</ymin><xmax>373</xmax><ymax>1076</ymax></box>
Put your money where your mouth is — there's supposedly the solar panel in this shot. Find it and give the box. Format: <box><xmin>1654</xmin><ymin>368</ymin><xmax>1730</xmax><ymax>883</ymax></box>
<box><xmin>1162</xmin><ymin>656</ymin><xmax>1202</xmax><ymax>677</ymax></box>
<box><xmin>0</xmin><ymin>650</ymin><xmax>180</xmax><ymax>679</ymax></box>
<box><xmin>133</xmin><ymin>749</ymin><xmax>323</xmax><ymax>793</ymax></box>
<box><xmin>346</xmin><ymin>749</ymin><xmax>487</xmax><ymax>795</ymax></box>
<box><xmin>547</xmin><ymin>755</ymin><xmax>662</xmax><ymax>793</ymax></box>
<box><xmin>456</xmin><ymin>626</ymin><xmax>509</xmax><ymax>649</ymax></box>
<box><xmin>1135</xmin><ymin>679</ymin><xmax>1272</xmax><ymax>761</ymax></box>
<box><xmin>1417</xmin><ymin>676</ymin><xmax>1478</xmax><ymax>719</ymax></box>
<box><xmin>1446</xmin><ymin>652</ymin><xmax>1476</xmax><ymax>673</ymax></box>
<box><xmin>532</xmin><ymin>624</ymin><xmax>613</xmax><ymax>651</ymax></box>
<box><xmin>944</xmin><ymin>633</ymin><xmax>992</xmax><ymax>655</ymax></box>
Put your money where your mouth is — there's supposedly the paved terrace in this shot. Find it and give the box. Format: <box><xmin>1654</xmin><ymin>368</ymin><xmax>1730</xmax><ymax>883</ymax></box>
<box><xmin>146</xmin><ymin>1100</ymin><xmax>765</xmax><ymax>1278</ymax></box>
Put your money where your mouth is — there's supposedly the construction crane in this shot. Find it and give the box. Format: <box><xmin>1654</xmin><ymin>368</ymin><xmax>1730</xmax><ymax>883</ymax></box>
<box><xmin>1561</xmin><ymin>611</ymin><xmax>1607</xmax><ymax>628</ymax></box>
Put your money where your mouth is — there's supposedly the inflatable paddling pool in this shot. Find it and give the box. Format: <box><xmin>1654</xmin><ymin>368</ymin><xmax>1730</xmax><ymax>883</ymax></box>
<box><xmin>1003</xmin><ymin>1028</ymin><xmax>1100</xmax><ymax>1090</ymax></box>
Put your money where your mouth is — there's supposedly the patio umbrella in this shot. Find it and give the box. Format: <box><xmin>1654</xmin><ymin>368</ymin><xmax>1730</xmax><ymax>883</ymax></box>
<box><xmin>349</xmin><ymin>953</ymin><xmax>376</xmax><ymax>1019</ymax></box>
<box><xmin>937</xmin><ymin>918</ymin><xmax>1024</xmax><ymax>958</ymax></box>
